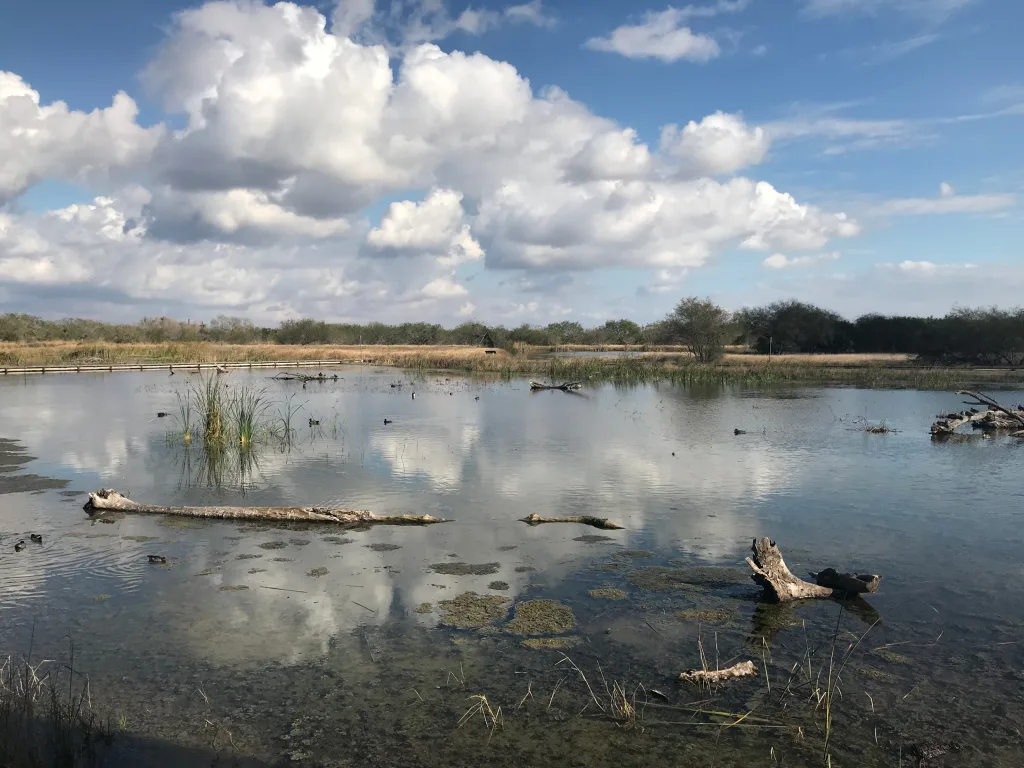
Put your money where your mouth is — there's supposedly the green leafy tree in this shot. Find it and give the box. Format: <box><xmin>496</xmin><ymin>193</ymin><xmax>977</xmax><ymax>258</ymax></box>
<box><xmin>667</xmin><ymin>297</ymin><xmax>731</xmax><ymax>362</ymax></box>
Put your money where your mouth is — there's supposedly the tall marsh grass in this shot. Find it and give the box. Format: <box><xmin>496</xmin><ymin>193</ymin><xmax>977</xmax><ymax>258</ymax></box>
<box><xmin>0</xmin><ymin>648</ymin><xmax>113</xmax><ymax>768</ymax></box>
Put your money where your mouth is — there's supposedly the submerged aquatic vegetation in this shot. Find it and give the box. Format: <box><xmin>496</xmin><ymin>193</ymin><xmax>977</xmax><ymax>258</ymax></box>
<box><xmin>504</xmin><ymin>600</ymin><xmax>576</xmax><ymax>636</ymax></box>
<box><xmin>430</xmin><ymin>562</ymin><xmax>501</xmax><ymax>576</ymax></box>
<box><xmin>588</xmin><ymin>587</ymin><xmax>627</xmax><ymax>600</ymax></box>
<box><xmin>437</xmin><ymin>592</ymin><xmax>510</xmax><ymax>628</ymax></box>
<box><xmin>675</xmin><ymin>607</ymin><xmax>737</xmax><ymax>623</ymax></box>
<box><xmin>521</xmin><ymin>637</ymin><xmax>580</xmax><ymax>650</ymax></box>
<box><xmin>627</xmin><ymin>565</ymin><xmax>749</xmax><ymax>591</ymax></box>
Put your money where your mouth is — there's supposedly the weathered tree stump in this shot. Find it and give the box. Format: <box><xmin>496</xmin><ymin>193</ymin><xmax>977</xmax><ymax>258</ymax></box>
<box><xmin>745</xmin><ymin>538</ymin><xmax>880</xmax><ymax>603</ymax></box>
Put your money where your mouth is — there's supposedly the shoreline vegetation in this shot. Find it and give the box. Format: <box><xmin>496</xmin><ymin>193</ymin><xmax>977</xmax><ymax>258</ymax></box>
<box><xmin>2</xmin><ymin>340</ymin><xmax>1023</xmax><ymax>388</ymax></box>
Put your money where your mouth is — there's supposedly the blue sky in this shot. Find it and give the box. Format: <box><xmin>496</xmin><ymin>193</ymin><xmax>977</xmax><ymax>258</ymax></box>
<box><xmin>0</xmin><ymin>0</ymin><xmax>1022</xmax><ymax>325</ymax></box>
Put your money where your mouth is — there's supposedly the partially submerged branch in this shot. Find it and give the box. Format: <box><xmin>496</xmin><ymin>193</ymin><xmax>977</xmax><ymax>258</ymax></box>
<box><xmin>931</xmin><ymin>390</ymin><xmax>1024</xmax><ymax>437</ymax></box>
<box><xmin>679</xmin><ymin>661</ymin><xmax>757</xmax><ymax>685</ymax></box>
<box><xmin>529</xmin><ymin>381</ymin><xmax>582</xmax><ymax>392</ymax></box>
<box><xmin>745</xmin><ymin>538</ymin><xmax>880</xmax><ymax>603</ymax></box>
<box><xmin>519</xmin><ymin>513</ymin><xmax>624</xmax><ymax>530</ymax></box>
<box><xmin>84</xmin><ymin>489</ymin><xmax>448</xmax><ymax>526</ymax></box>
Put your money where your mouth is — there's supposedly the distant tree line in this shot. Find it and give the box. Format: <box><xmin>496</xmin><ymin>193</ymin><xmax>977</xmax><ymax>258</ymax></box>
<box><xmin>2</xmin><ymin>301</ymin><xmax>1022</xmax><ymax>365</ymax></box>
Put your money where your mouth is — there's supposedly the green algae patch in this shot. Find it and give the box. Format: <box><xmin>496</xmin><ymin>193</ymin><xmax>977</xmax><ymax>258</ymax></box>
<box><xmin>197</xmin><ymin>567</ymin><xmax>219</xmax><ymax>576</ymax></box>
<box><xmin>588</xmin><ymin>587</ymin><xmax>627</xmax><ymax>600</ymax></box>
<box><xmin>122</xmin><ymin>535</ymin><xmax>158</xmax><ymax>543</ymax></box>
<box><xmin>157</xmin><ymin>517</ymin><xmax>206</xmax><ymax>530</ymax></box>
<box><xmin>236</xmin><ymin>553</ymin><xmax>263</xmax><ymax>560</ymax></box>
<box><xmin>322</xmin><ymin>536</ymin><xmax>353</xmax><ymax>544</ymax></box>
<box><xmin>414</xmin><ymin>603</ymin><xmax>434</xmax><ymax>614</ymax></box>
<box><xmin>259</xmin><ymin>541</ymin><xmax>288</xmax><ymax>550</ymax></box>
<box><xmin>367</xmin><ymin>543</ymin><xmax>401</xmax><ymax>552</ymax></box>
<box><xmin>612</xmin><ymin>550</ymin><xmax>654</xmax><ymax>559</ymax></box>
<box><xmin>219</xmin><ymin>585</ymin><xmax>249</xmax><ymax>592</ymax></box>
<box><xmin>438</xmin><ymin>591</ymin><xmax>510</xmax><ymax>628</ymax></box>
<box><xmin>505</xmin><ymin>600</ymin><xmax>577</xmax><ymax>636</ymax></box>
<box><xmin>574</xmin><ymin>535</ymin><xmax>614</xmax><ymax>543</ymax></box>
<box><xmin>488</xmin><ymin>580</ymin><xmax>510</xmax><ymax>591</ymax></box>
<box><xmin>521</xmin><ymin>636</ymin><xmax>580</xmax><ymax>650</ymax></box>
<box><xmin>857</xmin><ymin>666</ymin><xmax>897</xmax><ymax>682</ymax></box>
<box><xmin>497</xmin><ymin>545</ymin><xmax>518</xmax><ymax>551</ymax></box>
<box><xmin>308</xmin><ymin>567</ymin><xmax>329</xmax><ymax>578</ymax></box>
<box><xmin>248</xmin><ymin>568</ymin><xmax>267</xmax><ymax>574</ymax></box>
<box><xmin>627</xmin><ymin>566</ymin><xmax>749</xmax><ymax>591</ymax></box>
<box><xmin>430</xmin><ymin>562</ymin><xmax>500</xmax><ymax>576</ymax></box>
<box><xmin>514</xmin><ymin>566</ymin><xmax>536</xmax><ymax>573</ymax></box>
<box><xmin>872</xmin><ymin>648</ymin><xmax>912</xmax><ymax>665</ymax></box>
<box><xmin>676</xmin><ymin>607</ymin><xmax>737</xmax><ymax>623</ymax></box>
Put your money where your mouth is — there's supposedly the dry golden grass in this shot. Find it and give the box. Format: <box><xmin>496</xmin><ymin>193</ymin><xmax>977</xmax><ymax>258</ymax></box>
<box><xmin>2</xmin><ymin>341</ymin><xmax>1018</xmax><ymax>388</ymax></box>
<box><xmin>0</xmin><ymin>341</ymin><xmax>512</xmax><ymax>369</ymax></box>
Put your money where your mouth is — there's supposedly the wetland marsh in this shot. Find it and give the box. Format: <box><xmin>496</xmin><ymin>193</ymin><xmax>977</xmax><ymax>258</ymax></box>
<box><xmin>1</xmin><ymin>368</ymin><xmax>1022</xmax><ymax>766</ymax></box>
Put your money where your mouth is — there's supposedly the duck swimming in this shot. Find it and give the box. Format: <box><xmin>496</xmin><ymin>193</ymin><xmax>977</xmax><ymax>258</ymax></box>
<box><xmin>30</xmin><ymin>534</ymin><xmax>42</xmax><ymax>544</ymax></box>
<box><xmin>148</xmin><ymin>555</ymin><xmax>167</xmax><ymax>564</ymax></box>
<box><xmin>14</xmin><ymin>540</ymin><xmax>26</xmax><ymax>552</ymax></box>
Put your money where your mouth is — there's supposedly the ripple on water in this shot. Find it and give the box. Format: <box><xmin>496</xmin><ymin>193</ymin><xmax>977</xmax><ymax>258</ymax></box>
<box><xmin>0</xmin><ymin>533</ymin><xmax>148</xmax><ymax>610</ymax></box>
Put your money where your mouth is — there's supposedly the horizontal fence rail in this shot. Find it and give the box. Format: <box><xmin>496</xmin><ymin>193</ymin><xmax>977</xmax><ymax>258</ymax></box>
<box><xmin>0</xmin><ymin>360</ymin><xmax>354</xmax><ymax>376</ymax></box>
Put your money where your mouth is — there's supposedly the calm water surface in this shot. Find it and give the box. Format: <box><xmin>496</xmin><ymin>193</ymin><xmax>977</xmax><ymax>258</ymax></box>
<box><xmin>1</xmin><ymin>368</ymin><xmax>1022</xmax><ymax>767</ymax></box>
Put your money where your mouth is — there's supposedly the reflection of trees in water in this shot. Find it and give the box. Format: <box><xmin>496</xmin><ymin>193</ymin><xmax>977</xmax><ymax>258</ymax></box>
<box><xmin>171</xmin><ymin>444</ymin><xmax>263</xmax><ymax>493</ymax></box>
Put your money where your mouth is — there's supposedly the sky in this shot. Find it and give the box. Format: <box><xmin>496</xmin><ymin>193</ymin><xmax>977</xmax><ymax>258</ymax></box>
<box><xmin>0</xmin><ymin>0</ymin><xmax>1022</xmax><ymax>327</ymax></box>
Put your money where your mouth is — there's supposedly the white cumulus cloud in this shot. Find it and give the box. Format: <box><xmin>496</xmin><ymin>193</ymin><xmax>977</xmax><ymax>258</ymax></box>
<box><xmin>660</xmin><ymin>112</ymin><xmax>769</xmax><ymax>177</ymax></box>
<box><xmin>585</xmin><ymin>8</ymin><xmax>720</xmax><ymax>63</ymax></box>
<box><xmin>0</xmin><ymin>72</ymin><xmax>163</xmax><ymax>203</ymax></box>
<box><xmin>0</xmin><ymin>0</ymin><xmax>859</xmax><ymax>324</ymax></box>
<box><xmin>763</xmin><ymin>252</ymin><xmax>840</xmax><ymax>269</ymax></box>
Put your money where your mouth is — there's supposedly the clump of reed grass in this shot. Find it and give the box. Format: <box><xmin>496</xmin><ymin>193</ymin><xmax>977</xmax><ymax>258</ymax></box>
<box><xmin>273</xmin><ymin>393</ymin><xmax>306</xmax><ymax>446</ymax></box>
<box><xmin>172</xmin><ymin>390</ymin><xmax>193</xmax><ymax>444</ymax></box>
<box><xmin>0</xmin><ymin>647</ymin><xmax>113</xmax><ymax>767</ymax></box>
<box><xmin>231</xmin><ymin>385</ymin><xmax>271</xmax><ymax>448</ymax></box>
<box><xmin>187</xmin><ymin>372</ymin><xmax>227</xmax><ymax>445</ymax></box>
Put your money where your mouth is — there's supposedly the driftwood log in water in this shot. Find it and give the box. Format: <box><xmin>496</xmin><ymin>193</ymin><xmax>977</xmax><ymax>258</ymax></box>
<box><xmin>745</xmin><ymin>538</ymin><xmax>880</xmax><ymax>603</ymax></box>
<box><xmin>679</xmin><ymin>661</ymin><xmax>757</xmax><ymax>685</ymax></box>
<box><xmin>84</xmin><ymin>489</ymin><xmax>449</xmax><ymax>526</ymax></box>
<box><xmin>931</xmin><ymin>390</ymin><xmax>1024</xmax><ymax>437</ymax></box>
<box><xmin>529</xmin><ymin>381</ymin><xmax>582</xmax><ymax>391</ymax></box>
<box><xmin>519</xmin><ymin>513</ymin><xmax>624</xmax><ymax>530</ymax></box>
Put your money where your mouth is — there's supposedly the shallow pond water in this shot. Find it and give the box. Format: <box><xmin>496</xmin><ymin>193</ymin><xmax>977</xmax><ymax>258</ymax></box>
<box><xmin>1</xmin><ymin>368</ymin><xmax>1023</xmax><ymax>767</ymax></box>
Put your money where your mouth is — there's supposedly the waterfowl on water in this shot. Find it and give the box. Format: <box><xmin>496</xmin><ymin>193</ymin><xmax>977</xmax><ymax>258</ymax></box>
<box><xmin>14</xmin><ymin>540</ymin><xmax>26</xmax><ymax>552</ymax></box>
<box><xmin>475</xmin><ymin>396</ymin><xmax>480</xmax><ymax>400</ymax></box>
<box><xmin>383</xmin><ymin>419</ymin><xmax>393</xmax><ymax>425</ymax></box>
<box><xmin>411</xmin><ymin>393</ymin><xmax>415</xmax><ymax>399</ymax></box>
<box><xmin>30</xmin><ymin>534</ymin><xmax>42</xmax><ymax>544</ymax></box>
<box><xmin>308</xmin><ymin>418</ymin><xmax>320</xmax><ymax>426</ymax></box>
<box><xmin>156</xmin><ymin>412</ymin><xmax>168</xmax><ymax>418</ymax></box>
<box><xmin>148</xmin><ymin>555</ymin><xmax>167</xmax><ymax>564</ymax></box>
<box><xmin>734</xmin><ymin>428</ymin><xmax>747</xmax><ymax>435</ymax></box>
